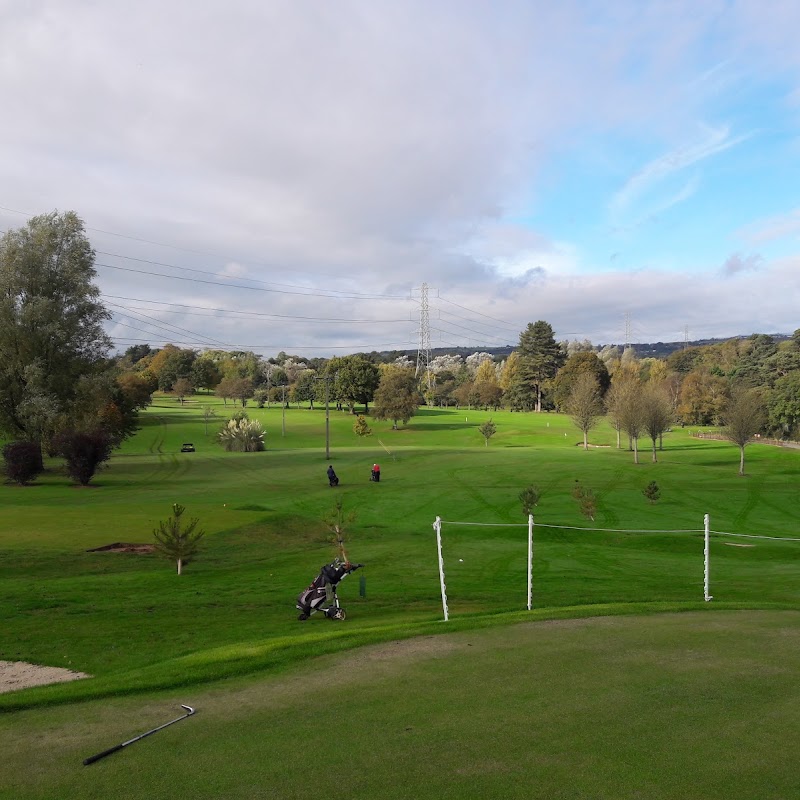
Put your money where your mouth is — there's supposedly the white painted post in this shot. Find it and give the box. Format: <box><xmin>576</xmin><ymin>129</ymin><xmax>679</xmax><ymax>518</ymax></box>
<box><xmin>703</xmin><ymin>513</ymin><xmax>712</xmax><ymax>602</ymax></box>
<box><xmin>433</xmin><ymin>516</ymin><xmax>449</xmax><ymax>621</ymax></box>
<box><xmin>527</xmin><ymin>514</ymin><xmax>534</xmax><ymax>611</ymax></box>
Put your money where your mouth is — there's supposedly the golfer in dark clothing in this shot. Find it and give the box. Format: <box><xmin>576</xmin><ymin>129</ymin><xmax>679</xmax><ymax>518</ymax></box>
<box><xmin>327</xmin><ymin>465</ymin><xmax>339</xmax><ymax>486</ymax></box>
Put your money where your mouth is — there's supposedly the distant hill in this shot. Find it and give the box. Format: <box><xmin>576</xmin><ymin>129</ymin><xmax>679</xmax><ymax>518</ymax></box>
<box><xmin>385</xmin><ymin>334</ymin><xmax>791</xmax><ymax>362</ymax></box>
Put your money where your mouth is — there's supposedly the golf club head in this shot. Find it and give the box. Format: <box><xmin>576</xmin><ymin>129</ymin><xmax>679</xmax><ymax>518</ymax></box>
<box><xmin>181</xmin><ymin>704</ymin><xmax>196</xmax><ymax>715</ymax></box>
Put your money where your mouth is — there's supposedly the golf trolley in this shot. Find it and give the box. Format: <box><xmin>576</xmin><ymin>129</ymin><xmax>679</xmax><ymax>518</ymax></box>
<box><xmin>296</xmin><ymin>559</ymin><xmax>362</xmax><ymax>621</ymax></box>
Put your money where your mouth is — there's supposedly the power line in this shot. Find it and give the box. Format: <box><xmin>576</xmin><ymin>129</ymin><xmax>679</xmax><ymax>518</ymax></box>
<box><xmin>101</xmin><ymin>294</ymin><xmax>411</xmax><ymax>324</ymax></box>
<box><xmin>108</xmin><ymin>303</ymin><xmax>231</xmax><ymax>348</ymax></box>
<box><xmin>437</xmin><ymin>294</ymin><xmax>521</xmax><ymax>332</ymax></box>
<box><xmin>95</xmin><ymin>250</ymin><xmax>409</xmax><ymax>299</ymax></box>
<box><xmin>108</xmin><ymin>336</ymin><xmax>419</xmax><ymax>351</ymax></box>
<box><xmin>95</xmin><ymin>262</ymin><xmax>408</xmax><ymax>300</ymax></box>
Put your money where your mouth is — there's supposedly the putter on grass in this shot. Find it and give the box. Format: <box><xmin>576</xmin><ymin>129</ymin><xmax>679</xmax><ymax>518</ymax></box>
<box><xmin>83</xmin><ymin>704</ymin><xmax>195</xmax><ymax>766</ymax></box>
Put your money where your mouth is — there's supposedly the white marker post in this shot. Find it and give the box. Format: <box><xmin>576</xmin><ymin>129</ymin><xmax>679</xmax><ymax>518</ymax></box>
<box><xmin>703</xmin><ymin>513</ymin><xmax>712</xmax><ymax>602</ymax></box>
<box><xmin>433</xmin><ymin>516</ymin><xmax>449</xmax><ymax>621</ymax></box>
<box><xmin>527</xmin><ymin>514</ymin><xmax>534</xmax><ymax>611</ymax></box>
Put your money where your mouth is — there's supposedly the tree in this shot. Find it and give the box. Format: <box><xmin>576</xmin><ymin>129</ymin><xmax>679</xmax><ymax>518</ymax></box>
<box><xmin>353</xmin><ymin>415</ymin><xmax>372</xmax><ymax>437</ymax></box>
<box><xmin>572</xmin><ymin>482</ymin><xmax>597</xmax><ymax>521</ymax></box>
<box><xmin>604</xmin><ymin>379</ymin><xmax>632</xmax><ymax>449</ymax></box>
<box><xmin>153</xmin><ymin>503</ymin><xmax>205</xmax><ymax>575</ymax></box>
<box><xmin>519</xmin><ymin>485</ymin><xmax>540</xmax><ymax>516</ymax></box>
<box><xmin>721</xmin><ymin>389</ymin><xmax>765</xmax><ymax>476</ymax></box>
<box><xmin>517</xmin><ymin>321</ymin><xmax>565</xmax><ymax>412</ymax></box>
<box><xmin>372</xmin><ymin>367</ymin><xmax>418</xmax><ymax>429</ymax></box>
<box><xmin>156</xmin><ymin>348</ymin><xmax>197</xmax><ymax>392</ymax></box>
<box><xmin>229</xmin><ymin>377</ymin><xmax>255</xmax><ymax>407</ymax></box>
<box><xmin>172</xmin><ymin>377</ymin><xmax>193</xmax><ymax>405</ymax></box>
<box><xmin>618</xmin><ymin>383</ymin><xmax>645</xmax><ymax>464</ymax></box>
<box><xmin>0</xmin><ymin>212</ymin><xmax>112</xmax><ymax>454</ymax></box>
<box><xmin>678</xmin><ymin>369</ymin><xmax>728</xmax><ymax>425</ymax></box>
<box><xmin>332</xmin><ymin>356</ymin><xmax>380</xmax><ymax>414</ymax></box>
<box><xmin>53</xmin><ymin>429</ymin><xmax>113</xmax><ymax>486</ymax></box>
<box><xmin>552</xmin><ymin>351</ymin><xmax>610</xmax><ymax>411</ymax></box>
<box><xmin>191</xmin><ymin>358</ymin><xmax>221</xmax><ymax>393</ymax></box>
<box><xmin>766</xmin><ymin>372</ymin><xmax>800</xmax><ymax>439</ymax></box>
<box><xmin>478</xmin><ymin>419</ymin><xmax>497</xmax><ymax>446</ymax></box>
<box><xmin>292</xmin><ymin>370</ymin><xmax>317</xmax><ymax>409</ymax></box>
<box><xmin>566</xmin><ymin>373</ymin><xmax>603</xmax><ymax>450</ymax></box>
<box><xmin>641</xmin><ymin>387</ymin><xmax>673</xmax><ymax>463</ymax></box>
<box><xmin>643</xmin><ymin>481</ymin><xmax>661</xmax><ymax>504</ymax></box>
<box><xmin>323</xmin><ymin>497</ymin><xmax>356</xmax><ymax>563</ymax></box>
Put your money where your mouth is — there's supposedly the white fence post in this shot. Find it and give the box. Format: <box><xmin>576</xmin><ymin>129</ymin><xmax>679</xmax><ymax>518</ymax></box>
<box><xmin>703</xmin><ymin>513</ymin><xmax>712</xmax><ymax>602</ymax></box>
<box><xmin>527</xmin><ymin>514</ymin><xmax>534</xmax><ymax>611</ymax></box>
<box><xmin>433</xmin><ymin>516</ymin><xmax>449</xmax><ymax>621</ymax></box>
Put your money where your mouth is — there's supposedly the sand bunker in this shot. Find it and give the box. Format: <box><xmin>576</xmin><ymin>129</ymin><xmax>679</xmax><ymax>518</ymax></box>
<box><xmin>87</xmin><ymin>542</ymin><xmax>155</xmax><ymax>554</ymax></box>
<box><xmin>0</xmin><ymin>661</ymin><xmax>90</xmax><ymax>694</ymax></box>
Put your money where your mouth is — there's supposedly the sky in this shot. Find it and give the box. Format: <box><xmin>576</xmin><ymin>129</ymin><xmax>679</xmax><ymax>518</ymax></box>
<box><xmin>2</xmin><ymin>0</ymin><xmax>800</xmax><ymax>358</ymax></box>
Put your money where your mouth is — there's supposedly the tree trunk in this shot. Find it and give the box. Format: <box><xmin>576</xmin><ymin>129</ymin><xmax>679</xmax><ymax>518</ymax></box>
<box><xmin>616</xmin><ymin>427</ymin><xmax>621</xmax><ymax>449</ymax></box>
<box><xmin>583</xmin><ymin>431</ymin><xmax>588</xmax><ymax>450</ymax></box>
<box><xmin>652</xmin><ymin>439</ymin><xmax>657</xmax><ymax>463</ymax></box>
<box><xmin>177</xmin><ymin>557</ymin><xmax>183</xmax><ymax>575</ymax></box>
<box><xmin>739</xmin><ymin>446</ymin><xmax>745</xmax><ymax>476</ymax></box>
<box><xmin>633</xmin><ymin>438</ymin><xmax>639</xmax><ymax>464</ymax></box>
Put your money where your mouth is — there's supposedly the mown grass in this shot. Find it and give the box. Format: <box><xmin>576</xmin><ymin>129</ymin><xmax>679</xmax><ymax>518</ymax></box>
<box><xmin>2</xmin><ymin>399</ymin><xmax>800</xmax><ymax>797</ymax></box>
<box><xmin>3</xmin><ymin>610</ymin><xmax>800</xmax><ymax>800</ymax></box>
<box><xmin>1</xmin><ymin>399</ymin><xmax>799</xmax><ymax>713</ymax></box>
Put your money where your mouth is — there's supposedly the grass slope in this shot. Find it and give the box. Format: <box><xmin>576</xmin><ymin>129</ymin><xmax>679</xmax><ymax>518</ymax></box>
<box><xmin>2</xmin><ymin>611</ymin><xmax>800</xmax><ymax>800</ymax></box>
<box><xmin>0</xmin><ymin>399</ymin><xmax>799</xmax><ymax>712</ymax></box>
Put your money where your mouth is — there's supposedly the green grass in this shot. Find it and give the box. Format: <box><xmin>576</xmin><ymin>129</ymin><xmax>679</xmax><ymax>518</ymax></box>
<box><xmin>1</xmin><ymin>398</ymin><xmax>800</xmax><ymax>795</ymax></box>
<box><xmin>3</xmin><ymin>610</ymin><xmax>800</xmax><ymax>799</ymax></box>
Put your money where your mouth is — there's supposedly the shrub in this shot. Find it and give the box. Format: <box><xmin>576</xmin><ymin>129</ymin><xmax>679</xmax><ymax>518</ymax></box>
<box><xmin>217</xmin><ymin>417</ymin><xmax>265</xmax><ymax>452</ymax></box>
<box><xmin>53</xmin><ymin>429</ymin><xmax>113</xmax><ymax>485</ymax></box>
<box><xmin>2</xmin><ymin>441</ymin><xmax>43</xmax><ymax>485</ymax></box>
<box><xmin>353</xmin><ymin>415</ymin><xmax>372</xmax><ymax>437</ymax></box>
<box><xmin>643</xmin><ymin>481</ymin><xmax>661</xmax><ymax>504</ymax></box>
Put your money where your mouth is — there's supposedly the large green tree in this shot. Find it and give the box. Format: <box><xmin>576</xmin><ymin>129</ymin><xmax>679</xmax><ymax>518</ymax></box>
<box><xmin>766</xmin><ymin>371</ymin><xmax>800</xmax><ymax>439</ymax></box>
<box><xmin>372</xmin><ymin>367</ymin><xmax>418</xmax><ymax>429</ymax></box>
<box><xmin>516</xmin><ymin>321</ymin><xmax>565</xmax><ymax>412</ymax></box>
<box><xmin>552</xmin><ymin>350</ymin><xmax>610</xmax><ymax>411</ymax></box>
<box><xmin>330</xmin><ymin>355</ymin><xmax>380</xmax><ymax>414</ymax></box>
<box><xmin>0</xmin><ymin>211</ymin><xmax>111</xmax><ymax>449</ymax></box>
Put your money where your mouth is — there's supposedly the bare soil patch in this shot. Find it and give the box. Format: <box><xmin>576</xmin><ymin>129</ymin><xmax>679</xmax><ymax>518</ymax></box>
<box><xmin>87</xmin><ymin>542</ymin><xmax>155</xmax><ymax>554</ymax></box>
<box><xmin>0</xmin><ymin>661</ymin><xmax>90</xmax><ymax>694</ymax></box>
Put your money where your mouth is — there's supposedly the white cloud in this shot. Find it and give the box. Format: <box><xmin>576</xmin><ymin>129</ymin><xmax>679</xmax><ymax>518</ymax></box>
<box><xmin>739</xmin><ymin>209</ymin><xmax>800</xmax><ymax>245</ymax></box>
<box><xmin>610</xmin><ymin>124</ymin><xmax>750</xmax><ymax>221</ymax></box>
<box><xmin>2</xmin><ymin>2</ymin><xmax>800</xmax><ymax>354</ymax></box>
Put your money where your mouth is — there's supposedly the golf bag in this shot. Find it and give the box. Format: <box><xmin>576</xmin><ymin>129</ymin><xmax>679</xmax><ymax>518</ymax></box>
<box><xmin>296</xmin><ymin>559</ymin><xmax>362</xmax><ymax>621</ymax></box>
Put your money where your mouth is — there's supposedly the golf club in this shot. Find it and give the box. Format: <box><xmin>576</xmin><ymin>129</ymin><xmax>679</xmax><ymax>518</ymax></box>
<box><xmin>83</xmin><ymin>704</ymin><xmax>195</xmax><ymax>766</ymax></box>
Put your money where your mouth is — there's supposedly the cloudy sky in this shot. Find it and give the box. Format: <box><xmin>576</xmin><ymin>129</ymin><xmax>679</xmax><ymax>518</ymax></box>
<box><xmin>2</xmin><ymin>1</ymin><xmax>800</xmax><ymax>357</ymax></box>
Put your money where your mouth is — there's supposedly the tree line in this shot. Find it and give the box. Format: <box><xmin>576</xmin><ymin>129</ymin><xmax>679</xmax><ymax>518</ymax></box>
<box><xmin>2</xmin><ymin>212</ymin><xmax>796</xmax><ymax>486</ymax></box>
